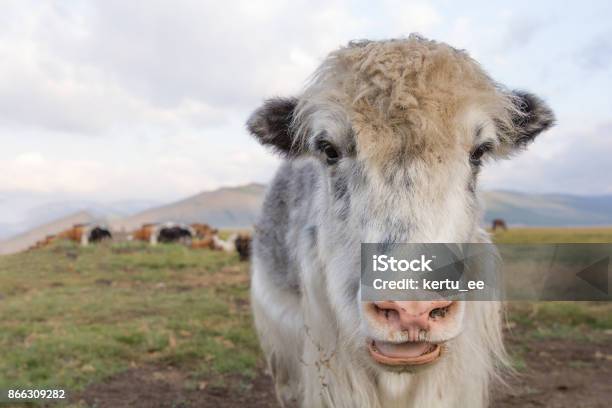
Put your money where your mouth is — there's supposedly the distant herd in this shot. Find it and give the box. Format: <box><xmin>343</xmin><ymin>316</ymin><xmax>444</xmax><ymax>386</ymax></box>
<box><xmin>28</xmin><ymin>218</ymin><xmax>506</xmax><ymax>260</ymax></box>
<box><xmin>28</xmin><ymin>222</ymin><xmax>252</xmax><ymax>260</ymax></box>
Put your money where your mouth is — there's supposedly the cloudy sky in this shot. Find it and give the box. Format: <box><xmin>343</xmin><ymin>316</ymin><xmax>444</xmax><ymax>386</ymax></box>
<box><xmin>1</xmin><ymin>0</ymin><xmax>611</xmax><ymax>216</ymax></box>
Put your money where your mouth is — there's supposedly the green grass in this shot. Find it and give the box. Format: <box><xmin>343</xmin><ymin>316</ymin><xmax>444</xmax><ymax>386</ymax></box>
<box><xmin>506</xmin><ymin>301</ymin><xmax>612</xmax><ymax>340</ymax></box>
<box><xmin>492</xmin><ymin>227</ymin><xmax>612</xmax><ymax>244</ymax></box>
<box><xmin>494</xmin><ymin>227</ymin><xmax>612</xmax><ymax>340</ymax></box>
<box><xmin>0</xmin><ymin>241</ymin><xmax>258</xmax><ymax>392</ymax></box>
<box><xmin>0</xmin><ymin>229</ymin><xmax>610</xmax><ymax>398</ymax></box>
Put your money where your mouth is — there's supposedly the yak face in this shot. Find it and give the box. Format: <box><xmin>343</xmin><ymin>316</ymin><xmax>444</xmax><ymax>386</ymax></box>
<box><xmin>248</xmin><ymin>36</ymin><xmax>554</xmax><ymax>369</ymax></box>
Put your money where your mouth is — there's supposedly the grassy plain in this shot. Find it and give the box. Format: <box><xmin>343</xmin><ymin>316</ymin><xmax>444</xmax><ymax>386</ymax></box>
<box><xmin>0</xmin><ymin>242</ymin><xmax>258</xmax><ymax>399</ymax></box>
<box><xmin>0</xmin><ymin>228</ymin><xmax>610</xmax><ymax>406</ymax></box>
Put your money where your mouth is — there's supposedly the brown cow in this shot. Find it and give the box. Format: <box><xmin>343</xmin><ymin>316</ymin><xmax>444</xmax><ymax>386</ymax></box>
<box><xmin>191</xmin><ymin>223</ymin><xmax>218</xmax><ymax>239</ymax></box>
<box><xmin>131</xmin><ymin>223</ymin><xmax>159</xmax><ymax>244</ymax></box>
<box><xmin>54</xmin><ymin>224</ymin><xmax>113</xmax><ymax>246</ymax></box>
<box><xmin>234</xmin><ymin>233</ymin><xmax>252</xmax><ymax>261</ymax></box>
<box><xmin>190</xmin><ymin>223</ymin><xmax>221</xmax><ymax>250</ymax></box>
<box><xmin>190</xmin><ymin>236</ymin><xmax>217</xmax><ymax>249</ymax></box>
<box><xmin>57</xmin><ymin>224</ymin><xmax>87</xmax><ymax>243</ymax></box>
<box><xmin>491</xmin><ymin>219</ymin><xmax>508</xmax><ymax>231</ymax></box>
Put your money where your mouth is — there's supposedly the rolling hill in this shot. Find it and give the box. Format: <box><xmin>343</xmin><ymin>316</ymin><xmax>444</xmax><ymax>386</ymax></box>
<box><xmin>109</xmin><ymin>183</ymin><xmax>266</xmax><ymax>232</ymax></box>
<box><xmin>482</xmin><ymin>191</ymin><xmax>612</xmax><ymax>227</ymax></box>
<box><xmin>2</xmin><ymin>184</ymin><xmax>611</xmax><ymax>255</ymax></box>
<box><xmin>113</xmin><ymin>186</ymin><xmax>612</xmax><ymax>230</ymax></box>
<box><xmin>0</xmin><ymin>191</ymin><xmax>160</xmax><ymax>240</ymax></box>
<box><xmin>0</xmin><ymin>211</ymin><xmax>98</xmax><ymax>255</ymax></box>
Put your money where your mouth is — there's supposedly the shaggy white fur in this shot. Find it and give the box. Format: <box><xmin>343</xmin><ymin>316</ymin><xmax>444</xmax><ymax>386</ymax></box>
<box><xmin>248</xmin><ymin>35</ymin><xmax>554</xmax><ymax>407</ymax></box>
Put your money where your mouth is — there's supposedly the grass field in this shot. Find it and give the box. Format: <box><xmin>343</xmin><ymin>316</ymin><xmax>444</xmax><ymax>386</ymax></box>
<box><xmin>0</xmin><ymin>228</ymin><xmax>611</xmax><ymax>406</ymax></box>
<box><xmin>0</xmin><ymin>242</ymin><xmax>259</xmax><ymax>405</ymax></box>
<box><xmin>491</xmin><ymin>226</ymin><xmax>612</xmax><ymax>243</ymax></box>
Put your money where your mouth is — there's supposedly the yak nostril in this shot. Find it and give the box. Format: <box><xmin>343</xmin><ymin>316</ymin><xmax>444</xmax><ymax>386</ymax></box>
<box><xmin>429</xmin><ymin>306</ymin><xmax>450</xmax><ymax>320</ymax></box>
<box><xmin>374</xmin><ymin>304</ymin><xmax>399</xmax><ymax>322</ymax></box>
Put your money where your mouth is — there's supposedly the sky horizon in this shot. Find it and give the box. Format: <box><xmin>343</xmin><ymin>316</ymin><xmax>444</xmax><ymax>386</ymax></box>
<box><xmin>1</xmin><ymin>0</ymin><xmax>611</xmax><ymax>227</ymax></box>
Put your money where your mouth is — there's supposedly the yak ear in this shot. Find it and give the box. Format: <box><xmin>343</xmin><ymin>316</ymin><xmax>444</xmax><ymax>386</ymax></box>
<box><xmin>503</xmin><ymin>90</ymin><xmax>555</xmax><ymax>149</ymax></box>
<box><xmin>247</xmin><ymin>97</ymin><xmax>301</xmax><ymax>157</ymax></box>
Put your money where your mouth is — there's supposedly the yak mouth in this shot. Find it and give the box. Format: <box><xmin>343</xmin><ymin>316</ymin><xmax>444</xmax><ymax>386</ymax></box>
<box><xmin>368</xmin><ymin>340</ymin><xmax>442</xmax><ymax>366</ymax></box>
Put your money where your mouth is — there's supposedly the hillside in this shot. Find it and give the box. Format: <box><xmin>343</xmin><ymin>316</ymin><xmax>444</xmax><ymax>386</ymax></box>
<box><xmin>2</xmin><ymin>185</ymin><xmax>612</xmax><ymax>255</ymax></box>
<box><xmin>0</xmin><ymin>211</ymin><xmax>97</xmax><ymax>255</ymax></box>
<box><xmin>0</xmin><ymin>191</ymin><xmax>160</xmax><ymax>240</ymax></box>
<box><xmin>482</xmin><ymin>191</ymin><xmax>612</xmax><ymax>227</ymax></box>
<box><xmin>109</xmin><ymin>183</ymin><xmax>266</xmax><ymax>232</ymax></box>
<box><xmin>115</xmin><ymin>187</ymin><xmax>612</xmax><ymax>230</ymax></box>
<box><xmin>0</xmin><ymin>184</ymin><xmax>266</xmax><ymax>255</ymax></box>
<box><xmin>111</xmin><ymin>186</ymin><xmax>612</xmax><ymax>231</ymax></box>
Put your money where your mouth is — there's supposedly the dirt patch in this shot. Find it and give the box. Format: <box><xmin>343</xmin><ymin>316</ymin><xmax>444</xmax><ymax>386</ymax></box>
<box><xmin>76</xmin><ymin>366</ymin><xmax>277</xmax><ymax>408</ymax></box>
<box><xmin>492</xmin><ymin>332</ymin><xmax>612</xmax><ymax>408</ymax></box>
<box><xmin>77</xmin><ymin>334</ymin><xmax>610</xmax><ymax>407</ymax></box>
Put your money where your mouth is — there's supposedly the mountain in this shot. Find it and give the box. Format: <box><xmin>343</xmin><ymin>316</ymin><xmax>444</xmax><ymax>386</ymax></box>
<box><xmin>0</xmin><ymin>191</ymin><xmax>160</xmax><ymax>239</ymax></box>
<box><xmin>0</xmin><ymin>184</ymin><xmax>265</xmax><ymax>254</ymax></box>
<box><xmin>482</xmin><ymin>191</ymin><xmax>612</xmax><ymax>227</ymax></box>
<box><xmin>109</xmin><ymin>183</ymin><xmax>266</xmax><ymax>232</ymax></box>
<box><xmin>112</xmin><ymin>186</ymin><xmax>612</xmax><ymax>231</ymax></box>
<box><xmin>0</xmin><ymin>211</ymin><xmax>97</xmax><ymax>255</ymax></box>
<box><xmin>2</xmin><ymin>185</ymin><xmax>611</xmax><ymax>256</ymax></box>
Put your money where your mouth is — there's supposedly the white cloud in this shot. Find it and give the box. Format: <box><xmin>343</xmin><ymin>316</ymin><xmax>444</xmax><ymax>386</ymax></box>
<box><xmin>0</xmin><ymin>0</ymin><xmax>368</xmax><ymax>134</ymax></box>
<box><xmin>0</xmin><ymin>152</ymin><xmax>106</xmax><ymax>194</ymax></box>
<box><xmin>384</xmin><ymin>0</ymin><xmax>442</xmax><ymax>34</ymax></box>
<box><xmin>481</xmin><ymin>121</ymin><xmax>612</xmax><ymax>195</ymax></box>
<box><xmin>498</xmin><ymin>15</ymin><xmax>547</xmax><ymax>50</ymax></box>
<box><xmin>0</xmin><ymin>0</ymin><xmax>364</xmax><ymax>208</ymax></box>
<box><xmin>0</xmin><ymin>0</ymin><xmax>611</xmax><ymax>226</ymax></box>
<box><xmin>0</xmin><ymin>145</ymin><xmax>279</xmax><ymax>201</ymax></box>
<box><xmin>575</xmin><ymin>35</ymin><xmax>612</xmax><ymax>71</ymax></box>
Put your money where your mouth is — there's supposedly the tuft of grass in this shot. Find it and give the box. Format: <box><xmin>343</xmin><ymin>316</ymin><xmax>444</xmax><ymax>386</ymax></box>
<box><xmin>510</xmin><ymin>353</ymin><xmax>528</xmax><ymax>371</ymax></box>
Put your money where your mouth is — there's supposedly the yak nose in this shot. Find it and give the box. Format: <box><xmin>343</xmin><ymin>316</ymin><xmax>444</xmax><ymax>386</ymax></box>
<box><xmin>373</xmin><ymin>300</ymin><xmax>454</xmax><ymax>341</ymax></box>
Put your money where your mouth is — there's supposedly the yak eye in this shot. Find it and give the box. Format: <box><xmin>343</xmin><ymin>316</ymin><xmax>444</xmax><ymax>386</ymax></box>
<box><xmin>319</xmin><ymin>141</ymin><xmax>340</xmax><ymax>165</ymax></box>
<box><xmin>470</xmin><ymin>142</ymin><xmax>493</xmax><ymax>166</ymax></box>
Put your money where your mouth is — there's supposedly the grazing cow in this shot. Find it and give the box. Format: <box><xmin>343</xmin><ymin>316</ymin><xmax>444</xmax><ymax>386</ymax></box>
<box><xmin>234</xmin><ymin>233</ymin><xmax>252</xmax><ymax>261</ymax></box>
<box><xmin>190</xmin><ymin>223</ymin><xmax>221</xmax><ymax>249</ymax></box>
<box><xmin>57</xmin><ymin>224</ymin><xmax>88</xmax><ymax>244</ymax></box>
<box><xmin>89</xmin><ymin>226</ymin><xmax>112</xmax><ymax>243</ymax></box>
<box><xmin>55</xmin><ymin>224</ymin><xmax>112</xmax><ymax>246</ymax></box>
<box><xmin>491</xmin><ymin>219</ymin><xmax>508</xmax><ymax>231</ymax></box>
<box><xmin>158</xmin><ymin>225</ymin><xmax>193</xmax><ymax>244</ymax></box>
<box><xmin>131</xmin><ymin>223</ymin><xmax>160</xmax><ymax>245</ymax></box>
<box><xmin>212</xmin><ymin>233</ymin><xmax>237</xmax><ymax>252</ymax></box>
<box><xmin>191</xmin><ymin>236</ymin><xmax>217</xmax><ymax>250</ymax></box>
<box><xmin>191</xmin><ymin>223</ymin><xmax>218</xmax><ymax>239</ymax></box>
<box><xmin>247</xmin><ymin>36</ymin><xmax>554</xmax><ymax>407</ymax></box>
